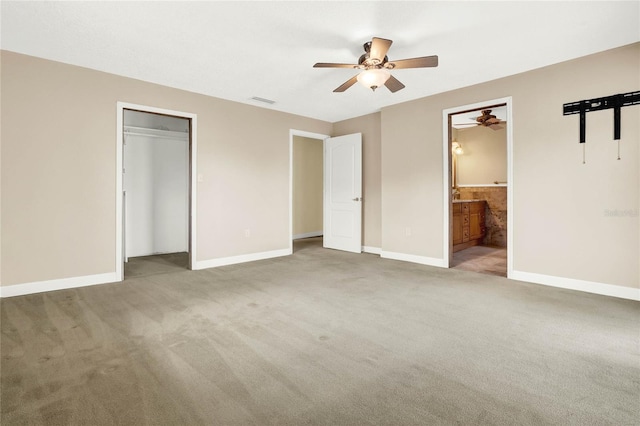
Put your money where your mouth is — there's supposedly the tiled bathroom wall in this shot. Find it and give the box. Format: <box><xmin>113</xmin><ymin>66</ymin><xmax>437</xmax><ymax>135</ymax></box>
<box><xmin>459</xmin><ymin>186</ymin><xmax>507</xmax><ymax>247</ymax></box>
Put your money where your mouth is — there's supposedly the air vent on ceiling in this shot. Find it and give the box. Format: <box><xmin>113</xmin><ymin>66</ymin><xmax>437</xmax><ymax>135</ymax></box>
<box><xmin>250</xmin><ymin>96</ymin><xmax>276</xmax><ymax>105</ymax></box>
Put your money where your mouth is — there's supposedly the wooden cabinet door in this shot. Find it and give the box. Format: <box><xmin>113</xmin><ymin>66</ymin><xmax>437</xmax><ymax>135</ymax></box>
<box><xmin>469</xmin><ymin>212</ymin><xmax>483</xmax><ymax>240</ymax></box>
<box><xmin>452</xmin><ymin>205</ymin><xmax>463</xmax><ymax>245</ymax></box>
<box><xmin>469</xmin><ymin>201</ymin><xmax>486</xmax><ymax>240</ymax></box>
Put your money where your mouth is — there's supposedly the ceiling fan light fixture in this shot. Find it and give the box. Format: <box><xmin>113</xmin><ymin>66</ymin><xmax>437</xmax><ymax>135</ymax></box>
<box><xmin>316</xmin><ymin>37</ymin><xmax>437</xmax><ymax>93</ymax></box>
<box><xmin>357</xmin><ymin>68</ymin><xmax>390</xmax><ymax>91</ymax></box>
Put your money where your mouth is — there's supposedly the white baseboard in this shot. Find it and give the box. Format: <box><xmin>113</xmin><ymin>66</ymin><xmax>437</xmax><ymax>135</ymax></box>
<box><xmin>511</xmin><ymin>270</ymin><xmax>640</xmax><ymax>301</ymax></box>
<box><xmin>377</xmin><ymin>251</ymin><xmax>638</xmax><ymax>302</ymax></box>
<box><xmin>0</xmin><ymin>272</ymin><xmax>118</xmax><ymax>298</ymax></box>
<box><xmin>194</xmin><ymin>248</ymin><xmax>291</xmax><ymax>270</ymax></box>
<box><xmin>4</xmin><ymin>254</ymin><xmax>633</xmax><ymax>304</ymax></box>
<box><xmin>362</xmin><ymin>246</ymin><xmax>381</xmax><ymax>255</ymax></box>
<box><xmin>293</xmin><ymin>231</ymin><xmax>323</xmax><ymax>240</ymax></box>
<box><xmin>380</xmin><ymin>251</ymin><xmax>447</xmax><ymax>268</ymax></box>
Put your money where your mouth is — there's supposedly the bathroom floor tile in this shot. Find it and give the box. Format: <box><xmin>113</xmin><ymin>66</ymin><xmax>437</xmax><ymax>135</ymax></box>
<box><xmin>452</xmin><ymin>245</ymin><xmax>507</xmax><ymax>277</ymax></box>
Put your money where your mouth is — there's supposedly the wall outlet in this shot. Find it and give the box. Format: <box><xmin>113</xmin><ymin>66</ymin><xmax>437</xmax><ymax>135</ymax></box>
<box><xmin>405</xmin><ymin>227</ymin><xmax>412</xmax><ymax>237</ymax></box>
<box><xmin>244</xmin><ymin>228</ymin><xmax>251</xmax><ymax>238</ymax></box>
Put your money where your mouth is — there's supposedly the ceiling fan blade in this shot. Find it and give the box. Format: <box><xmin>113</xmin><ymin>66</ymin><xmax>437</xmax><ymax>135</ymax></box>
<box><xmin>333</xmin><ymin>75</ymin><xmax>359</xmax><ymax>92</ymax></box>
<box><xmin>486</xmin><ymin>117</ymin><xmax>500</xmax><ymax>125</ymax></box>
<box><xmin>370</xmin><ymin>37</ymin><xmax>393</xmax><ymax>62</ymax></box>
<box><xmin>489</xmin><ymin>125</ymin><xmax>504</xmax><ymax>131</ymax></box>
<box><xmin>314</xmin><ymin>62</ymin><xmax>358</xmax><ymax>69</ymax></box>
<box><xmin>388</xmin><ymin>55</ymin><xmax>439</xmax><ymax>69</ymax></box>
<box><xmin>384</xmin><ymin>75</ymin><xmax>405</xmax><ymax>93</ymax></box>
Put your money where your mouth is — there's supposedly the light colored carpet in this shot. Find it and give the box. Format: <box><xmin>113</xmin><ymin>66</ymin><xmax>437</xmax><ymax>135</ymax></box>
<box><xmin>2</xmin><ymin>237</ymin><xmax>638</xmax><ymax>425</ymax></box>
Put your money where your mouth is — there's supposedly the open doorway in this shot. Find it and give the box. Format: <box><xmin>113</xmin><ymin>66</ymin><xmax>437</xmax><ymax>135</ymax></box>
<box><xmin>123</xmin><ymin>110</ymin><xmax>190</xmax><ymax>278</ymax></box>
<box><xmin>289</xmin><ymin>130</ymin><xmax>363</xmax><ymax>255</ymax></box>
<box><xmin>443</xmin><ymin>98</ymin><xmax>513</xmax><ymax>278</ymax></box>
<box><xmin>116</xmin><ymin>103</ymin><xmax>197</xmax><ymax>282</ymax></box>
<box><xmin>322</xmin><ymin>133</ymin><xmax>363</xmax><ymax>253</ymax></box>
<box><xmin>292</xmin><ymin>134</ymin><xmax>324</xmax><ymax>251</ymax></box>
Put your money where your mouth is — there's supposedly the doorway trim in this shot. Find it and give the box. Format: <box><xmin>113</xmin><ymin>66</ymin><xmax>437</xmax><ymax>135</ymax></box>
<box><xmin>442</xmin><ymin>96</ymin><xmax>514</xmax><ymax>278</ymax></box>
<box><xmin>288</xmin><ymin>129</ymin><xmax>330</xmax><ymax>254</ymax></box>
<box><xmin>116</xmin><ymin>102</ymin><xmax>197</xmax><ymax>281</ymax></box>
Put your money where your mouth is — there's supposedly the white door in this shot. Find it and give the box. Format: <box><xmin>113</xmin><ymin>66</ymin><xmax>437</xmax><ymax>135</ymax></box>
<box><xmin>323</xmin><ymin>133</ymin><xmax>362</xmax><ymax>253</ymax></box>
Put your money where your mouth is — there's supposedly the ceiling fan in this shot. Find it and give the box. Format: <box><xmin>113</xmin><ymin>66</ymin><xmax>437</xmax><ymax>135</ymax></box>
<box><xmin>457</xmin><ymin>110</ymin><xmax>504</xmax><ymax>130</ymax></box>
<box><xmin>313</xmin><ymin>37</ymin><xmax>438</xmax><ymax>93</ymax></box>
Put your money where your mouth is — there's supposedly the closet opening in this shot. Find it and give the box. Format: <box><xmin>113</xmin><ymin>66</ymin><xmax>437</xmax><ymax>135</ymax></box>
<box><xmin>116</xmin><ymin>103</ymin><xmax>197</xmax><ymax>281</ymax></box>
<box><xmin>442</xmin><ymin>98</ymin><xmax>514</xmax><ymax>278</ymax></box>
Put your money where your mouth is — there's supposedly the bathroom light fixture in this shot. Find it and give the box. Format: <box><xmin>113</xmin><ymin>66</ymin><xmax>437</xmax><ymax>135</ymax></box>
<box><xmin>452</xmin><ymin>141</ymin><xmax>464</xmax><ymax>155</ymax></box>
<box><xmin>357</xmin><ymin>68</ymin><xmax>391</xmax><ymax>91</ymax></box>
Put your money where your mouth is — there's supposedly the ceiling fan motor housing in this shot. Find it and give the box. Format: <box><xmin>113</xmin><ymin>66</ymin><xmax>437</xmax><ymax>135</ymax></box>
<box><xmin>358</xmin><ymin>53</ymin><xmax>389</xmax><ymax>69</ymax></box>
<box><xmin>477</xmin><ymin>110</ymin><xmax>497</xmax><ymax>124</ymax></box>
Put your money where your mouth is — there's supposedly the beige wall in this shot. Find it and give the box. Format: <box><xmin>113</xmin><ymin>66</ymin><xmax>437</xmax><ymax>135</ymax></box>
<box><xmin>333</xmin><ymin>113</ymin><xmax>382</xmax><ymax>249</ymax></box>
<box><xmin>381</xmin><ymin>43</ymin><xmax>639</xmax><ymax>289</ymax></box>
<box><xmin>456</xmin><ymin>125</ymin><xmax>507</xmax><ymax>185</ymax></box>
<box><xmin>292</xmin><ymin>136</ymin><xmax>323</xmax><ymax>237</ymax></box>
<box><xmin>2</xmin><ymin>44</ymin><xmax>638</xmax><ymax>293</ymax></box>
<box><xmin>1</xmin><ymin>50</ymin><xmax>331</xmax><ymax>286</ymax></box>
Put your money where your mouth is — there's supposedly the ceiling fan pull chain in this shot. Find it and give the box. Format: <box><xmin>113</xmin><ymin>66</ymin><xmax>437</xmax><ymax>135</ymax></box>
<box><xmin>583</xmin><ymin>143</ymin><xmax>586</xmax><ymax>164</ymax></box>
<box><xmin>617</xmin><ymin>139</ymin><xmax>621</xmax><ymax>160</ymax></box>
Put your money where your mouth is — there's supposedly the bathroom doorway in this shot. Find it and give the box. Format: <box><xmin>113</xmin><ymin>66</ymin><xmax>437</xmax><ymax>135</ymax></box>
<box><xmin>443</xmin><ymin>98</ymin><xmax>513</xmax><ymax>278</ymax></box>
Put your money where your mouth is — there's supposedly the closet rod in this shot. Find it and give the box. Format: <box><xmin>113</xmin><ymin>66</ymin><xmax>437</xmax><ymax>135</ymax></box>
<box><xmin>123</xmin><ymin>125</ymin><xmax>188</xmax><ymax>141</ymax></box>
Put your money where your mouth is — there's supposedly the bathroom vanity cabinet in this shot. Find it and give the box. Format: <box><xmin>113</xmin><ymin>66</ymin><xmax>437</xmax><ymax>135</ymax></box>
<box><xmin>452</xmin><ymin>200</ymin><xmax>486</xmax><ymax>252</ymax></box>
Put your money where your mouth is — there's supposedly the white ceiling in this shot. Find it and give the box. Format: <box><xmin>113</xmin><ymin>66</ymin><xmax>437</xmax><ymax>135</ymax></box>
<box><xmin>2</xmin><ymin>1</ymin><xmax>638</xmax><ymax>123</ymax></box>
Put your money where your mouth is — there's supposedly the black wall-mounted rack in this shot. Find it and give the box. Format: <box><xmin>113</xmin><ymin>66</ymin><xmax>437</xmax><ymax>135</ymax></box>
<box><xmin>563</xmin><ymin>91</ymin><xmax>640</xmax><ymax>143</ymax></box>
